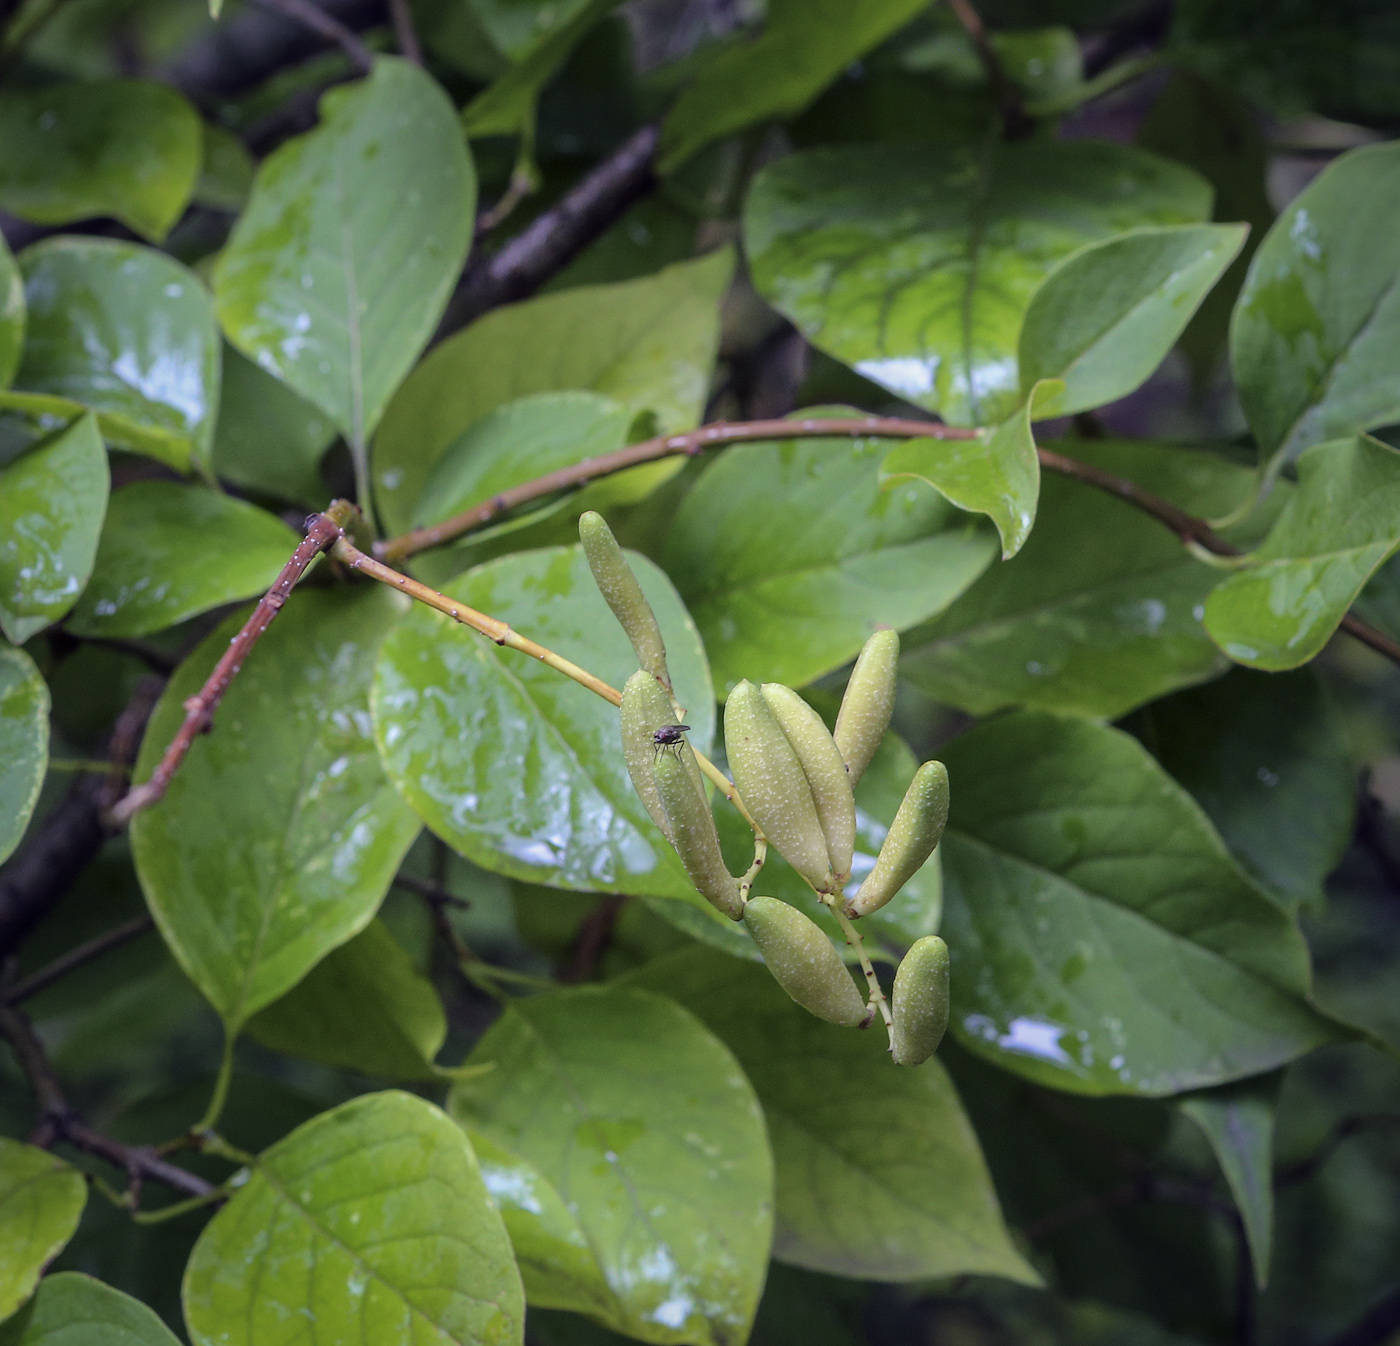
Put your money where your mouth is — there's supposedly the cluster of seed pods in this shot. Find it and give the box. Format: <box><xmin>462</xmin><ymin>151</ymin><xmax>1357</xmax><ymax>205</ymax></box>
<box><xmin>581</xmin><ymin>511</ymin><xmax>950</xmax><ymax>1066</ymax></box>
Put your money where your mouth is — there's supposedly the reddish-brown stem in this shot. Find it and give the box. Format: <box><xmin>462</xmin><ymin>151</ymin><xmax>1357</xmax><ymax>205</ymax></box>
<box><xmin>385</xmin><ymin>0</ymin><xmax>421</xmax><ymax>64</ymax></box>
<box><xmin>106</xmin><ymin>512</ymin><xmax>344</xmax><ymax>826</ymax></box>
<box><xmin>946</xmin><ymin>0</ymin><xmax>1032</xmax><ymax>138</ymax></box>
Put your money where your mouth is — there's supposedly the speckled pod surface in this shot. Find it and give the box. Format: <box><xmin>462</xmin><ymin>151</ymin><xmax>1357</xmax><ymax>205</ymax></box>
<box><xmin>846</xmin><ymin>760</ymin><xmax>949</xmax><ymax>917</ymax></box>
<box><xmin>891</xmin><ymin>934</ymin><xmax>950</xmax><ymax>1065</ymax></box>
<box><xmin>743</xmin><ymin>896</ymin><xmax>866</xmax><ymax>1026</ymax></box>
<box><xmin>834</xmin><ymin>629</ymin><xmax>899</xmax><ymax>785</ymax></box>
<box><xmin>654</xmin><ymin>749</ymin><xmax>743</xmax><ymax>920</ymax></box>
<box><xmin>580</xmin><ymin>510</ymin><xmax>670</xmax><ymax>686</ymax></box>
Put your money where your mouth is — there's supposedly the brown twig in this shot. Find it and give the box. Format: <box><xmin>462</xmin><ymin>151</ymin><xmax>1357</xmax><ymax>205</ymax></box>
<box><xmin>4</xmin><ymin>915</ymin><xmax>155</xmax><ymax>1005</ymax></box>
<box><xmin>248</xmin><ymin>0</ymin><xmax>373</xmax><ymax>72</ymax></box>
<box><xmin>391</xmin><ymin>871</ymin><xmax>470</xmax><ymax>910</ymax></box>
<box><xmin>0</xmin><ymin>1001</ymin><xmax>214</xmax><ymax>1200</ymax></box>
<box><xmin>384</xmin><ymin>0</ymin><xmax>419</xmax><ymax>63</ymax></box>
<box><xmin>107</xmin><ymin>513</ymin><xmax>344</xmax><ymax>827</ymax></box>
<box><xmin>564</xmin><ymin>896</ymin><xmax>627</xmax><ymax>983</ymax></box>
<box><xmin>945</xmin><ymin>0</ymin><xmax>1031</xmax><ymax>138</ymax></box>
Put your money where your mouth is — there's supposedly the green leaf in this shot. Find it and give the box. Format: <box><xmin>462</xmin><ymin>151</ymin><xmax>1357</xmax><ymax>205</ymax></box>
<box><xmin>0</xmin><ymin>644</ymin><xmax>48</xmax><ymax>866</ymax></box>
<box><xmin>66</xmin><ymin>482</ymin><xmax>298</xmax><ymax>638</ymax></box>
<box><xmin>15</xmin><ymin>238</ymin><xmax>220</xmax><ymax>473</ymax></box>
<box><xmin>244</xmin><ymin>918</ymin><xmax>448</xmax><ymax>1081</ymax></box>
<box><xmin>193</xmin><ymin>122</ymin><xmax>255</xmax><ymax>212</ymax></box>
<box><xmin>214</xmin><ymin>58</ymin><xmax>475</xmax><ymax>452</ymax></box>
<box><xmin>663</xmin><ymin>422</ymin><xmax>997</xmax><ymax>694</ymax></box>
<box><xmin>744</xmin><ymin>140</ymin><xmax>1211</xmax><ymax>426</ymax></box>
<box><xmin>1018</xmin><ymin>224</ymin><xmax>1247</xmax><ymax>416</ymax></box>
<box><xmin>131</xmin><ymin>587</ymin><xmax>421</xmax><ymax>1030</ymax></box>
<box><xmin>373</xmin><ymin>251</ymin><xmax>732</xmax><ymax>537</ymax></box>
<box><xmin>0</xmin><ymin>1140</ymin><xmax>87</xmax><ymax>1320</ymax></box>
<box><xmin>0</xmin><ymin>80</ymin><xmax>201</xmax><ymax>242</ymax></box>
<box><xmin>449</xmin><ymin>984</ymin><xmax>773</xmax><ymax>1345</ymax></box>
<box><xmin>372</xmin><ymin>545</ymin><xmax>714</xmax><ymax>904</ymax></box>
<box><xmin>1179</xmin><ymin>1073</ymin><xmax>1280</xmax><ymax>1288</ymax></box>
<box><xmin>1133</xmin><ymin>667</ymin><xmax>1355</xmax><ymax>912</ymax></box>
<box><xmin>900</xmin><ymin>439</ymin><xmax>1269</xmax><ymax>719</ymax></box>
<box><xmin>657</xmin><ymin>0</ymin><xmax>930</xmax><ymax>173</ymax></box>
<box><xmin>0</xmin><ymin>413</ymin><xmax>108</xmax><ymax>645</ymax></box>
<box><xmin>0</xmin><ymin>234</ymin><xmax>22</xmax><ymax>390</ymax></box>
<box><xmin>881</xmin><ymin>379</ymin><xmax>1062</xmax><ymax>560</ymax></box>
<box><xmin>184</xmin><ymin>1091</ymin><xmax>524</xmax><ymax>1346</ymax></box>
<box><xmin>624</xmin><ymin>948</ymin><xmax>1037</xmax><ymax>1285</ymax></box>
<box><xmin>1204</xmin><ymin>434</ymin><xmax>1400</xmax><ymax>669</ymax></box>
<box><xmin>1231</xmin><ymin>140</ymin><xmax>1400</xmax><ymax>466</ymax></box>
<box><xmin>211</xmin><ymin>345</ymin><xmax>336</xmax><ymax>507</ymax></box>
<box><xmin>938</xmin><ymin>711</ymin><xmax>1338</xmax><ymax>1096</ymax></box>
<box><xmin>0</xmin><ymin>1273</ymin><xmax>181</xmax><ymax>1346</ymax></box>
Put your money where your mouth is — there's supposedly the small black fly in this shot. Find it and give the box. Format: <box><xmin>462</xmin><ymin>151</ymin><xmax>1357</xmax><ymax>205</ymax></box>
<box><xmin>653</xmin><ymin>724</ymin><xmax>691</xmax><ymax>758</ymax></box>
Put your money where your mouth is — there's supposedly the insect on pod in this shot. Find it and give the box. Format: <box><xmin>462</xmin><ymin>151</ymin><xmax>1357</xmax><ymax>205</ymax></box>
<box><xmin>580</xmin><ymin>511</ymin><xmax>671</xmax><ymax>689</ymax></box>
<box><xmin>834</xmin><ymin>629</ymin><xmax>900</xmax><ymax>785</ymax></box>
<box><xmin>845</xmin><ymin>761</ymin><xmax>949</xmax><ymax>918</ymax></box>
<box><xmin>760</xmin><ymin>683</ymin><xmax>856</xmax><ymax>880</ymax></box>
<box><xmin>724</xmin><ymin>680</ymin><xmax>835</xmax><ymax>893</ymax></box>
<box><xmin>890</xmin><ymin>935</ymin><xmax>950</xmax><ymax>1066</ymax></box>
<box><xmin>743</xmin><ymin>896</ymin><xmax>866</xmax><ymax>1026</ymax></box>
<box><xmin>620</xmin><ymin>670</ymin><xmax>684</xmax><ymax>841</ymax></box>
<box><xmin>653</xmin><ymin>750</ymin><xmax>743</xmax><ymax>920</ymax></box>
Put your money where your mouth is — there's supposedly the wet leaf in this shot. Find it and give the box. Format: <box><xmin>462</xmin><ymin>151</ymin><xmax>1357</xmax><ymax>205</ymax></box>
<box><xmin>939</xmin><ymin>711</ymin><xmax>1339</xmax><ymax>1096</ymax></box>
<box><xmin>67</xmin><ymin>481</ymin><xmax>298</xmax><ymax>638</ymax></box>
<box><xmin>0</xmin><ymin>234</ymin><xmax>21</xmax><ymax>390</ymax></box>
<box><xmin>215</xmin><ymin>58</ymin><xmax>475</xmax><ymax>451</ymax></box>
<box><xmin>624</xmin><ymin>949</ymin><xmax>1037</xmax><ymax>1285</ymax></box>
<box><xmin>0</xmin><ymin>413</ymin><xmax>108</xmax><ymax>645</ymax></box>
<box><xmin>130</xmin><ymin>587</ymin><xmax>421</xmax><ymax>1030</ymax></box>
<box><xmin>663</xmin><ymin>422</ymin><xmax>997</xmax><ymax>694</ymax></box>
<box><xmin>744</xmin><ymin>140</ymin><xmax>1210</xmax><ymax>426</ymax></box>
<box><xmin>15</xmin><ymin>238</ymin><xmax>219</xmax><ymax>473</ymax></box>
<box><xmin>0</xmin><ymin>1140</ymin><xmax>87</xmax><ymax>1320</ymax></box>
<box><xmin>1231</xmin><ymin>141</ymin><xmax>1400</xmax><ymax>468</ymax></box>
<box><xmin>0</xmin><ymin>1273</ymin><xmax>182</xmax><ymax>1346</ymax></box>
<box><xmin>1204</xmin><ymin>434</ymin><xmax>1400</xmax><ymax>669</ymax></box>
<box><xmin>372</xmin><ymin>545</ymin><xmax>714</xmax><ymax>905</ymax></box>
<box><xmin>0</xmin><ymin>644</ymin><xmax>49</xmax><ymax>865</ymax></box>
<box><xmin>245</xmin><ymin>918</ymin><xmax>449</xmax><ymax>1081</ymax></box>
<box><xmin>450</xmin><ymin>985</ymin><xmax>773</xmax><ymax>1346</ymax></box>
<box><xmin>373</xmin><ymin>250</ymin><xmax>732</xmax><ymax>536</ymax></box>
<box><xmin>184</xmin><ymin>1091</ymin><xmax>523</xmax><ymax>1346</ymax></box>
<box><xmin>0</xmin><ymin>80</ymin><xmax>201</xmax><ymax>242</ymax></box>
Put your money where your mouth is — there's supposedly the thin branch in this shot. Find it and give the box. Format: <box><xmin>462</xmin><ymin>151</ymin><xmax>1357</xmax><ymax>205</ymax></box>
<box><xmin>248</xmin><ymin>0</ymin><xmax>373</xmax><ymax>72</ymax></box>
<box><xmin>384</xmin><ymin>0</ymin><xmax>420</xmax><ymax>63</ymax></box>
<box><xmin>1276</xmin><ymin>1113</ymin><xmax>1400</xmax><ymax>1188</ymax></box>
<box><xmin>564</xmin><ymin>895</ymin><xmax>627</xmax><ymax>983</ymax></box>
<box><xmin>107</xmin><ymin>512</ymin><xmax>345</xmax><ymax>827</ymax></box>
<box><xmin>4</xmin><ymin>914</ymin><xmax>154</xmax><ymax>1005</ymax></box>
<box><xmin>391</xmin><ymin>871</ymin><xmax>470</xmax><ymax>909</ymax></box>
<box><xmin>945</xmin><ymin>0</ymin><xmax>1031</xmax><ymax>138</ymax></box>
<box><xmin>0</xmin><ymin>1001</ymin><xmax>214</xmax><ymax>1200</ymax></box>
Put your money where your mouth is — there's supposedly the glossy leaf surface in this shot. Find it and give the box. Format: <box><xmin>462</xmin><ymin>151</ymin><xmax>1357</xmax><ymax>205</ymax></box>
<box><xmin>664</xmin><ymin>425</ymin><xmax>997</xmax><ymax>694</ymax></box>
<box><xmin>215</xmin><ymin>58</ymin><xmax>475</xmax><ymax>449</ymax></box>
<box><xmin>67</xmin><ymin>481</ymin><xmax>298</xmax><ymax>638</ymax></box>
<box><xmin>0</xmin><ymin>1140</ymin><xmax>87</xmax><ymax>1320</ymax></box>
<box><xmin>373</xmin><ymin>251</ymin><xmax>732</xmax><ymax>535</ymax></box>
<box><xmin>0</xmin><ymin>80</ymin><xmax>201</xmax><ymax>241</ymax></box>
<box><xmin>372</xmin><ymin>545</ymin><xmax>713</xmax><ymax>903</ymax></box>
<box><xmin>1231</xmin><ymin>141</ymin><xmax>1400</xmax><ymax>466</ymax></box>
<box><xmin>1205</xmin><ymin>434</ymin><xmax>1400</xmax><ymax>669</ymax></box>
<box><xmin>1019</xmin><ymin>224</ymin><xmax>1247</xmax><ymax>416</ymax></box>
<box><xmin>0</xmin><ymin>1273</ymin><xmax>181</xmax><ymax>1346</ymax></box>
<box><xmin>744</xmin><ymin>140</ymin><xmax>1210</xmax><ymax>425</ymax></box>
<box><xmin>0</xmin><ymin>644</ymin><xmax>48</xmax><ymax>865</ymax></box>
<box><xmin>450</xmin><ymin>985</ymin><xmax>772</xmax><ymax>1346</ymax></box>
<box><xmin>901</xmin><ymin>440</ymin><xmax>1265</xmax><ymax>719</ymax></box>
<box><xmin>0</xmin><ymin>234</ymin><xmax>21</xmax><ymax>389</ymax></box>
<box><xmin>0</xmin><ymin>413</ymin><xmax>108</xmax><ymax>645</ymax></box>
<box><xmin>184</xmin><ymin>1091</ymin><xmax>524</xmax><ymax>1346</ymax></box>
<box><xmin>16</xmin><ymin>238</ymin><xmax>220</xmax><ymax>472</ymax></box>
<box><xmin>625</xmin><ymin>949</ymin><xmax>1036</xmax><ymax>1284</ymax></box>
<box><xmin>939</xmin><ymin>712</ymin><xmax>1337</xmax><ymax>1095</ymax></box>
<box><xmin>131</xmin><ymin>587</ymin><xmax>421</xmax><ymax>1030</ymax></box>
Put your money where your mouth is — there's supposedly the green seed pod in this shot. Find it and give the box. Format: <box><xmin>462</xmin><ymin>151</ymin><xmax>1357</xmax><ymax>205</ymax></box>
<box><xmin>620</xmin><ymin>670</ymin><xmax>680</xmax><ymax>841</ymax></box>
<box><xmin>760</xmin><ymin>683</ymin><xmax>856</xmax><ymax>879</ymax></box>
<box><xmin>580</xmin><ymin>511</ymin><xmax>669</xmax><ymax>687</ymax></box>
<box><xmin>653</xmin><ymin>750</ymin><xmax>743</xmax><ymax>920</ymax></box>
<box><xmin>724</xmin><ymin>680</ymin><xmax>835</xmax><ymax>892</ymax></box>
<box><xmin>846</xmin><ymin>761</ymin><xmax>949</xmax><ymax>918</ymax></box>
<box><xmin>891</xmin><ymin>935</ymin><xmax>950</xmax><ymax>1065</ymax></box>
<box><xmin>743</xmin><ymin>896</ymin><xmax>866</xmax><ymax>1027</ymax></box>
<box><xmin>834</xmin><ymin>629</ymin><xmax>900</xmax><ymax>784</ymax></box>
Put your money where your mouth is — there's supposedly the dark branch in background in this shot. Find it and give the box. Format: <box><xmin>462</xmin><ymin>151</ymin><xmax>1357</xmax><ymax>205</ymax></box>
<box><xmin>1275</xmin><ymin>1113</ymin><xmax>1400</xmax><ymax>1188</ymax></box>
<box><xmin>384</xmin><ymin>0</ymin><xmax>420</xmax><ymax>64</ymax></box>
<box><xmin>945</xmin><ymin>0</ymin><xmax>1031</xmax><ymax>138</ymax></box>
<box><xmin>3</xmin><ymin>914</ymin><xmax>155</xmax><ymax>1006</ymax></box>
<box><xmin>391</xmin><ymin>871</ymin><xmax>470</xmax><ymax>910</ymax></box>
<box><xmin>565</xmin><ymin>896</ymin><xmax>627</xmax><ymax>983</ymax></box>
<box><xmin>1081</xmin><ymin>0</ymin><xmax>1174</xmax><ymax>79</ymax></box>
<box><xmin>1327</xmin><ymin>1286</ymin><xmax>1400</xmax><ymax>1346</ymax></box>
<box><xmin>435</xmin><ymin>124</ymin><xmax>662</xmax><ymax>338</ymax></box>
<box><xmin>247</xmin><ymin>0</ymin><xmax>373</xmax><ymax>74</ymax></box>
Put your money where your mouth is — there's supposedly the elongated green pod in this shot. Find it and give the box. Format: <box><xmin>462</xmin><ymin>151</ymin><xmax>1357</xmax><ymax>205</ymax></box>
<box><xmin>724</xmin><ymin>680</ymin><xmax>834</xmax><ymax>892</ymax></box>
<box><xmin>891</xmin><ymin>935</ymin><xmax>949</xmax><ymax>1065</ymax></box>
<box><xmin>620</xmin><ymin>669</ymin><xmax>679</xmax><ymax>841</ymax></box>
<box><xmin>846</xmin><ymin>761</ymin><xmax>949</xmax><ymax>917</ymax></box>
<box><xmin>760</xmin><ymin>683</ymin><xmax>856</xmax><ymax>879</ymax></box>
<box><xmin>834</xmin><ymin>629</ymin><xmax>900</xmax><ymax>784</ymax></box>
<box><xmin>743</xmin><ymin>896</ymin><xmax>866</xmax><ymax>1026</ymax></box>
<box><xmin>653</xmin><ymin>750</ymin><xmax>743</xmax><ymax>919</ymax></box>
<box><xmin>580</xmin><ymin>511</ymin><xmax>670</xmax><ymax>687</ymax></box>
